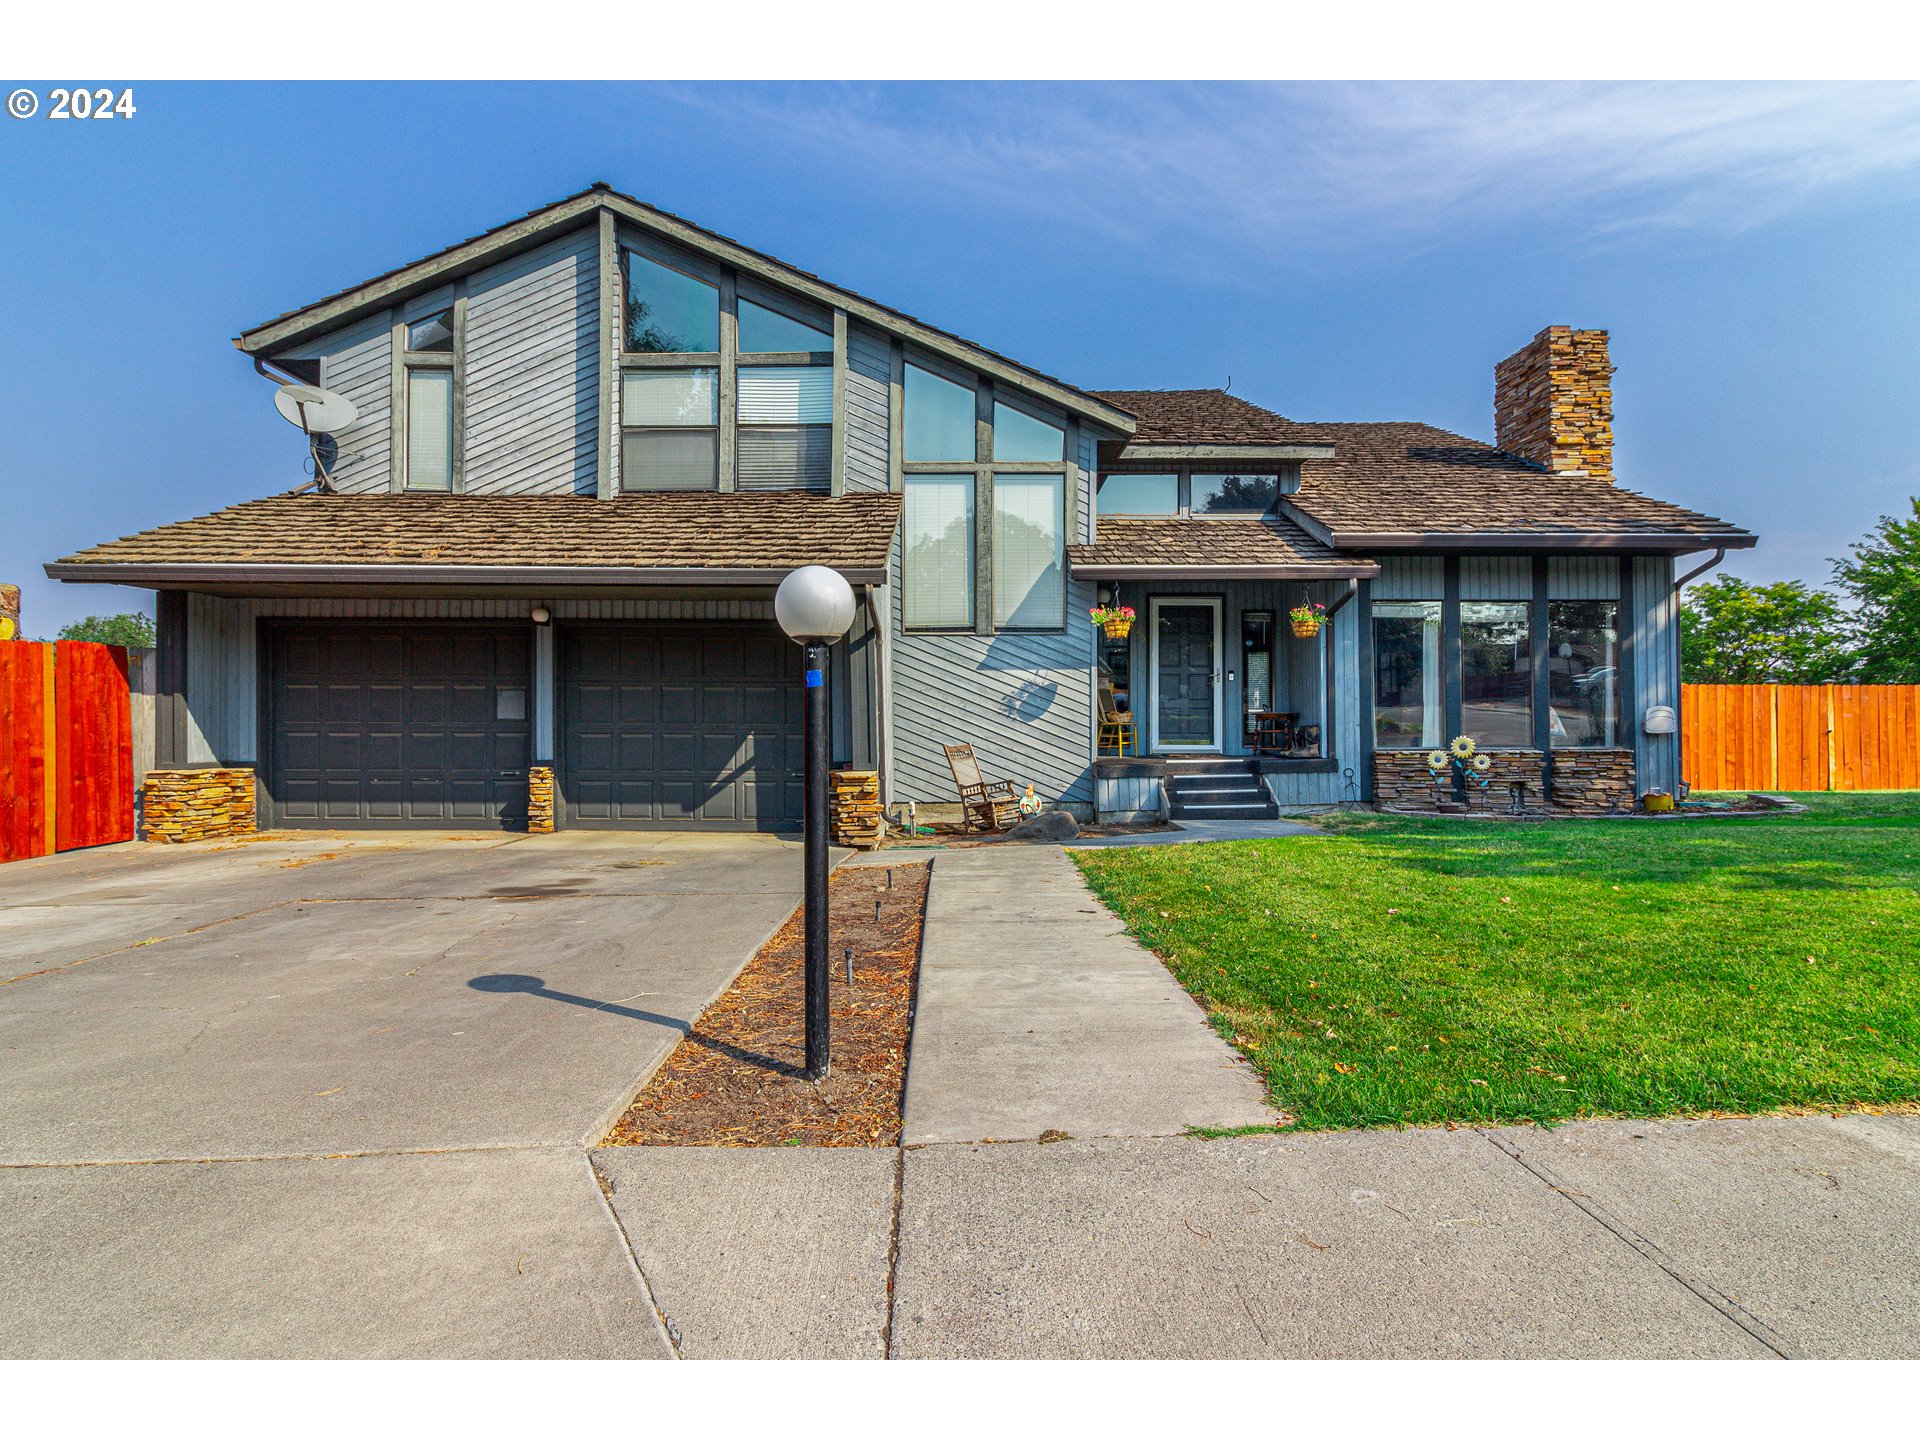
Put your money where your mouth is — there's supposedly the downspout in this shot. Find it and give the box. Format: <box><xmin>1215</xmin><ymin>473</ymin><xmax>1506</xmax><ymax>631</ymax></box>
<box><xmin>1668</xmin><ymin>548</ymin><xmax>1725</xmax><ymax>800</ymax></box>
<box><xmin>252</xmin><ymin>355</ymin><xmax>337</xmax><ymax>494</ymax></box>
<box><xmin>864</xmin><ymin>583</ymin><xmax>888</xmax><ymax>800</ymax></box>
<box><xmin>1673</xmin><ymin>547</ymin><xmax>1726</xmax><ymax>593</ymax></box>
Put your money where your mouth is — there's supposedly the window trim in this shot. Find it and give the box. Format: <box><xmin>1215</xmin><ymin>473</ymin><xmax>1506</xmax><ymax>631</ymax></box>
<box><xmin>615</xmin><ymin>227</ymin><xmax>846</xmax><ymax>494</ymax></box>
<box><xmin>991</xmin><ymin>470</ymin><xmax>1067</xmax><ymax>632</ymax></box>
<box><xmin>902</xmin><ymin>471</ymin><xmax>978</xmax><ymax>633</ymax></box>
<box><xmin>1095</xmin><ymin>462</ymin><xmax>1294</xmax><ymax>519</ymax></box>
<box><xmin>390</xmin><ymin>285</ymin><xmax>466</xmax><ymax>493</ymax></box>
<box><xmin>901</xmin><ymin>346</ymin><xmax>1078</xmax><ymax>636</ymax></box>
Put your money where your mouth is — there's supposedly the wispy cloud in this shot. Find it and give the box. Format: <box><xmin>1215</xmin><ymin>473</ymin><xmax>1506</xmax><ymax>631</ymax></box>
<box><xmin>682</xmin><ymin>82</ymin><xmax>1920</xmax><ymax>265</ymax></box>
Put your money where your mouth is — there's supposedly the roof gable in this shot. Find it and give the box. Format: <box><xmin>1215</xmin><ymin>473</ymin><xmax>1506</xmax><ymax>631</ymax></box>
<box><xmin>237</xmin><ymin>184</ymin><xmax>1134</xmax><ymax>433</ymax></box>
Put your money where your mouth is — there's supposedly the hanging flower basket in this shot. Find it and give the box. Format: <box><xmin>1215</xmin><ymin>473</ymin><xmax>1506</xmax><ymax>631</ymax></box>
<box><xmin>1090</xmin><ymin>604</ymin><xmax>1135</xmax><ymax>639</ymax></box>
<box><xmin>1289</xmin><ymin>600</ymin><xmax>1327</xmax><ymax>638</ymax></box>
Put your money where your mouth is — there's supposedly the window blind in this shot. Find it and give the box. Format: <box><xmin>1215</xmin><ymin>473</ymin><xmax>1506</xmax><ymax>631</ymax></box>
<box><xmin>621</xmin><ymin>430</ymin><xmax>717</xmax><ymax>491</ymax></box>
<box><xmin>738</xmin><ymin>427</ymin><xmax>831</xmax><ymax>492</ymax></box>
<box><xmin>904</xmin><ymin>474</ymin><xmax>975</xmax><ymax>629</ymax></box>
<box><xmin>737</xmin><ymin>366</ymin><xmax>833</xmax><ymax>423</ymax></box>
<box><xmin>992</xmin><ymin>473</ymin><xmax>1064</xmax><ymax>629</ymax></box>
<box><xmin>622</xmin><ymin>368</ymin><xmax>718</xmax><ymax>426</ymax></box>
<box><xmin>405</xmin><ymin>368</ymin><xmax>454</xmax><ymax>491</ymax></box>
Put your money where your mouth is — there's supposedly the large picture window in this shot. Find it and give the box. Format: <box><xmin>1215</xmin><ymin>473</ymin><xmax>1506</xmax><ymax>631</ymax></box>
<box><xmin>992</xmin><ymin>473</ymin><xmax>1064</xmax><ymax>629</ymax></box>
<box><xmin>1461</xmin><ymin>601</ymin><xmax>1532</xmax><ymax>747</ymax></box>
<box><xmin>904</xmin><ymin>473</ymin><xmax>975</xmax><ymax>630</ymax></box>
<box><xmin>1373</xmin><ymin>601</ymin><xmax>1441</xmax><ymax>748</ymax></box>
<box><xmin>1549</xmin><ymin>600</ymin><xmax>1620</xmax><ymax>747</ymax></box>
<box><xmin>620</xmin><ymin>368</ymin><xmax>719</xmax><ymax>490</ymax></box>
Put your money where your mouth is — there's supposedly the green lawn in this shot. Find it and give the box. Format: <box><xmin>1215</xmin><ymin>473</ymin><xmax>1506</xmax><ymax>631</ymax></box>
<box><xmin>1072</xmin><ymin>793</ymin><xmax>1920</xmax><ymax>1130</ymax></box>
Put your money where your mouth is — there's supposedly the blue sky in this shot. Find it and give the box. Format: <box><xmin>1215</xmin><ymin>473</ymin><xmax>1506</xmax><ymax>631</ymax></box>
<box><xmin>4</xmin><ymin>80</ymin><xmax>1919</xmax><ymax>635</ymax></box>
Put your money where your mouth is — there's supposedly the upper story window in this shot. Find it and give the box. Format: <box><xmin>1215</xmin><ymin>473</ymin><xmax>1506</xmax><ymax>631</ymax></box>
<box><xmin>992</xmin><ymin>401</ymin><xmax>1064</xmax><ymax>462</ymax></box>
<box><xmin>1096</xmin><ymin>473</ymin><xmax>1177</xmax><ymax>515</ymax></box>
<box><xmin>620</xmin><ymin>368</ymin><xmax>719</xmax><ymax>490</ymax></box>
<box><xmin>623</xmin><ymin>249</ymin><xmax>719</xmax><ymax>354</ymax></box>
<box><xmin>737</xmin><ymin>366</ymin><xmax>833</xmax><ymax>492</ymax></box>
<box><xmin>1096</xmin><ymin>469</ymin><xmax>1283</xmax><ymax>518</ymax></box>
<box><xmin>406</xmin><ymin>308</ymin><xmax>454</xmax><ymax>353</ymax></box>
<box><xmin>904</xmin><ymin>364</ymin><xmax>976</xmax><ymax>462</ymax></box>
<box><xmin>1192</xmin><ymin>473</ymin><xmax>1278</xmax><ymax>516</ymax></box>
<box><xmin>902</xmin><ymin>355</ymin><xmax>1071</xmax><ymax>635</ymax></box>
<box><xmin>399</xmin><ymin>302</ymin><xmax>458</xmax><ymax>492</ymax></box>
<box><xmin>738</xmin><ymin>297</ymin><xmax>831</xmax><ymax>354</ymax></box>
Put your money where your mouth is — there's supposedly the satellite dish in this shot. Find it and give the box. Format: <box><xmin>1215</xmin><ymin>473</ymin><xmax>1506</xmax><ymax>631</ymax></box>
<box><xmin>274</xmin><ymin>384</ymin><xmax>358</xmax><ymax>434</ymax></box>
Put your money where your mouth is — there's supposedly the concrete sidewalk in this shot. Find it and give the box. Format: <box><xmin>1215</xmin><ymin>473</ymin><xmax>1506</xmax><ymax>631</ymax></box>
<box><xmin>581</xmin><ymin>1113</ymin><xmax>1920</xmax><ymax>1360</ymax></box>
<box><xmin>900</xmin><ymin>846</ymin><xmax>1274</xmax><ymax>1144</ymax></box>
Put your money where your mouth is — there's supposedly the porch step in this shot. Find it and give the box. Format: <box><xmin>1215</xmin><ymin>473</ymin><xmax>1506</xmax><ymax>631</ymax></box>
<box><xmin>1163</xmin><ymin>760</ymin><xmax>1278</xmax><ymax>821</ymax></box>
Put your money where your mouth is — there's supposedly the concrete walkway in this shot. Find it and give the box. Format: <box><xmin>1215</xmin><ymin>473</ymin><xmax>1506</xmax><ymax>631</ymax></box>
<box><xmin>900</xmin><ymin>846</ymin><xmax>1274</xmax><ymax>1144</ymax></box>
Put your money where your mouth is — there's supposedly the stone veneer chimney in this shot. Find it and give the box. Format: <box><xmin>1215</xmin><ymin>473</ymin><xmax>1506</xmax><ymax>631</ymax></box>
<box><xmin>1493</xmin><ymin>326</ymin><xmax>1614</xmax><ymax>482</ymax></box>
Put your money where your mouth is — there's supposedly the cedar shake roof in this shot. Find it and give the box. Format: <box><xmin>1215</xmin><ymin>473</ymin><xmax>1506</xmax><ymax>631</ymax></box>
<box><xmin>1068</xmin><ymin>516</ymin><xmax>1376</xmax><ymax>578</ymax></box>
<box><xmin>1089</xmin><ymin>391</ymin><xmax>1753</xmax><ymax>550</ymax></box>
<box><xmin>1090</xmin><ymin>389</ymin><xmax>1333</xmax><ymax>447</ymax></box>
<box><xmin>1290</xmin><ymin>422</ymin><xmax>1754</xmax><ymax>548</ymax></box>
<box><xmin>49</xmin><ymin>492</ymin><xmax>903</xmax><ymax>583</ymax></box>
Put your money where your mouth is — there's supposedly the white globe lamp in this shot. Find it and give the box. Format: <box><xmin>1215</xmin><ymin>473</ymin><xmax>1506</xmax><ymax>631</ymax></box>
<box><xmin>775</xmin><ymin>565</ymin><xmax>856</xmax><ymax>644</ymax></box>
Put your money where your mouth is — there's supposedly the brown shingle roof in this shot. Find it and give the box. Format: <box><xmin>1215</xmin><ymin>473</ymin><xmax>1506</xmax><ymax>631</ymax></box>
<box><xmin>1089</xmin><ymin>389</ymin><xmax>1333</xmax><ymax>447</ymax></box>
<box><xmin>50</xmin><ymin>492</ymin><xmax>902</xmax><ymax>581</ymax></box>
<box><xmin>1069</xmin><ymin>516</ymin><xmax>1376</xmax><ymax>577</ymax></box>
<box><xmin>1290</xmin><ymin>423</ymin><xmax>1754</xmax><ymax>547</ymax></box>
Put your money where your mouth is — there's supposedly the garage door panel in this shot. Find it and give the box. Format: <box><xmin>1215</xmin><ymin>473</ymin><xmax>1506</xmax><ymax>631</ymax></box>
<box><xmin>561</xmin><ymin>624</ymin><xmax>802</xmax><ymax>831</ymax></box>
<box><xmin>268</xmin><ymin>625</ymin><xmax>528</xmax><ymax>829</ymax></box>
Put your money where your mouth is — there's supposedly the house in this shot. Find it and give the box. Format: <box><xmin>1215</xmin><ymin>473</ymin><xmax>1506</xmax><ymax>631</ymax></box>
<box><xmin>47</xmin><ymin>184</ymin><xmax>1755</xmax><ymax>834</ymax></box>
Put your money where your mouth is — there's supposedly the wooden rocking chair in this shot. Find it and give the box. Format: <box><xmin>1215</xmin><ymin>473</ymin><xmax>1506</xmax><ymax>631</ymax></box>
<box><xmin>943</xmin><ymin>743</ymin><xmax>1024</xmax><ymax>832</ymax></box>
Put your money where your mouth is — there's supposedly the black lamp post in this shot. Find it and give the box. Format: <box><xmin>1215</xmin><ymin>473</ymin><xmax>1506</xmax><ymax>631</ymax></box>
<box><xmin>774</xmin><ymin>564</ymin><xmax>857</xmax><ymax>1081</ymax></box>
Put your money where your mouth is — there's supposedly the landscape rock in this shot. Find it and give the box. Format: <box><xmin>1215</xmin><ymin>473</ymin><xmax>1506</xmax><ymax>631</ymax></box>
<box><xmin>1004</xmin><ymin>809</ymin><xmax>1080</xmax><ymax>842</ymax></box>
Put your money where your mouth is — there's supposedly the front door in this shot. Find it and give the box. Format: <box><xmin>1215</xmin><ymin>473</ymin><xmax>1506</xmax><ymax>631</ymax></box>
<box><xmin>1149</xmin><ymin>598</ymin><xmax>1222</xmax><ymax>751</ymax></box>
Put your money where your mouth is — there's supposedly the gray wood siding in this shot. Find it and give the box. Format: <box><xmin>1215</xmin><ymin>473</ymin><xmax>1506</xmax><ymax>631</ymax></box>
<box><xmin>1631</xmin><ymin>554</ymin><xmax>1680</xmax><ymax>795</ymax></box>
<box><xmin>844</xmin><ymin>325</ymin><xmax>891</xmax><ymax>494</ymax></box>
<box><xmin>1460</xmin><ymin>555</ymin><xmax>1531</xmax><ymax>600</ymax></box>
<box><xmin>1548</xmin><ymin>556</ymin><xmax>1620</xmax><ymax>599</ymax></box>
<box><xmin>464</xmin><ymin>230</ymin><xmax>600</xmax><ymax>495</ymax></box>
<box><xmin>185</xmin><ymin>593</ymin><xmax>257</xmax><ymax>765</ymax></box>
<box><xmin>889</xmin><ymin>542</ymin><xmax>1095</xmax><ymax>805</ymax></box>
<box><xmin>294</xmin><ymin>313</ymin><xmax>392</xmax><ymax>493</ymax></box>
<box><xmin>1372</xmin><ymin>556</ymin><xmax>1443</xmax><ymax>599</ymax></box>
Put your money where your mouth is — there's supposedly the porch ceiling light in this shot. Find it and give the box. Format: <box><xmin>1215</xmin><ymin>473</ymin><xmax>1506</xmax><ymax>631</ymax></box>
<box><xmin>775</xmin><ymin>565</ymin><xmax>856</xmax><ymax>643</ymax></box>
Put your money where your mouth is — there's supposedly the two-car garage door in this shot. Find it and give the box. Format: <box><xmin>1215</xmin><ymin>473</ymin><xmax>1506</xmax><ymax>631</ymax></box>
<box><xmin>264</xmin><ymin>622</ymin><xmax>801</xmax><ymax>831</ymax></box>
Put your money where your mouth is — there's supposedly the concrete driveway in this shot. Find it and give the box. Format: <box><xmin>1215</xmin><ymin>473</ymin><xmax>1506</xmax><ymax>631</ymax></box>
<box><xmin>0</xmin><ymin>830</ymin><xmax>805</xmax><ymax>1357</ymax></box>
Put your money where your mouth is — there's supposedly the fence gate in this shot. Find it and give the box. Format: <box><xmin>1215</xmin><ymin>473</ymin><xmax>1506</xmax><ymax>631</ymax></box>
<box><xmin>1</xmin><ymin>640</ymin><xmax>135</xmax><ymax>862</ymax></box>
<box><xmin>1682</xmin><ymin>683</ymin><xmax>1920</xmax><ymax>792</ymax></box>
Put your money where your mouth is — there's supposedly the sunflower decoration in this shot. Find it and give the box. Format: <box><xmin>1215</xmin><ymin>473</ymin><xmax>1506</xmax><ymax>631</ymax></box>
<box><xmin>1449</xmin><ymin>734</ymin><xmax>1477</xmax><ymax>760</ymax></box>
<box><xmin>1426</xmin><ymin>750</ymin><xmax>1449</xmax><ymax>771</ymax></box>
<box><xmin>1471</xmin><ymin>753</ymin><xmax>1492</xmax><ymax>773</ymax></box>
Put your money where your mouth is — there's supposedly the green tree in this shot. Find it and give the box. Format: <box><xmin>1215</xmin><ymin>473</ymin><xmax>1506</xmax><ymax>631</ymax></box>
<box><xmin>1832</xmin><ymin>498</ymin><xmax>1920</xmax><ymax>683</ymax></box>
<box><xmin>1679</xmin><ymin>575</ymin><xmax>1851</xmax><ymax>683</ymax></box>
<box><xmin>56</xmin><ymin>612</ymin><xmax>156</xmax><ymax>648</ymax></box>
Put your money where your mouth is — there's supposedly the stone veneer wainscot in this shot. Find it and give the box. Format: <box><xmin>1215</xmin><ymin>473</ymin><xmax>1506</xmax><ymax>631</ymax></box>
<box><xmin>142</xmin><ymin>767</ymin><xmax>257</xmax><ymax>843</ymax></box>
<box><xmin>1373</xmin><ymin>749</ymin><xmax>1636</xmax><ymax>815</ymax></box>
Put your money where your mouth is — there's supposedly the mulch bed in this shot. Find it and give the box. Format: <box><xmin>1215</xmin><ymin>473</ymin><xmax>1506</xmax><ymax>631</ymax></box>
<box><xmin>602</xmin><ymin>861</ymin><xmax>930</xmax><ymax>1148</ymax></box>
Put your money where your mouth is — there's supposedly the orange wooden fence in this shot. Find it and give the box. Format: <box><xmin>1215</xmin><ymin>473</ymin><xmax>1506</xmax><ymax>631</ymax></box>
<box><xmin>1682</xmin><ymin>683</ymin><xmax>1920</xmax><ymax>792</ymax></box>
<box><xmin>1</xmin><ymin>640</ymin><xmax>135</xmax><ymax>862</ymax></box>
